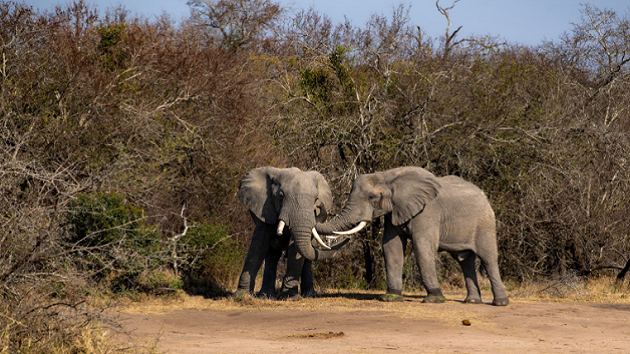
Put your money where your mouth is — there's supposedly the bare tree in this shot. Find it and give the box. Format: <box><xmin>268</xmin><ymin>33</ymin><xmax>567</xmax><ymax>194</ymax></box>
<box><xmin>187</xmin><ymin>0</ymin><xmax>284</xmax><ymax>49</ymax></box>
<box><xmin>435</xmin><ymin>0</ymin><xmax>464</xmax><ymax>61</ymax></box>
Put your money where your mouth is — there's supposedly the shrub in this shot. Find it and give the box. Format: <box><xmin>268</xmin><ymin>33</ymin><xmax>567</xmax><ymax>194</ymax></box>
<box><xmin>65</xmin><ymin>192</ymin><xmax>164</xmax><ymax>290</ymax></box>
<box><xmin>184</xmin><ymin>222</ymin><xmax>246</xmax><ymax>291</ymax></box>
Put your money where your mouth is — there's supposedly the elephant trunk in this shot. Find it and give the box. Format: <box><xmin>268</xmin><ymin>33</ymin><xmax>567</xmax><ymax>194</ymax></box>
<box><xmin>284</xmin><ymin>198</ymin><xmax>346</xmax><ymax>262</ymax></box>
<box><xmin>293</xmin><ymin>225</ymin><xmax>317</xmax><ymax>261</ymax></box>
<box><xmin>316</xmin><ymin>200</ymin><xmax>365</xmax><ymax>235</ymax></box>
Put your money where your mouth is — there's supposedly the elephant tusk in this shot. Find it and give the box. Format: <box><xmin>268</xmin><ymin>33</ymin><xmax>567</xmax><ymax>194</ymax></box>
<box><xmin>312</xmin><ymin>228</ymin><xmax>331</xmax><ymax>250</ymax></box>
<box><xmin>325</xmin><ymin>235</ymin><xmax>341</xmax><ymax>241</ymax></box>
<box><xmin>277</xmin><ymin>220</ymin><xmax>285</xmax><ymax>235</ymax></box>
<box><xmin>332</xmin><ymin>221</ymin><xmax>367</xmax><ymax>235</ymax></box>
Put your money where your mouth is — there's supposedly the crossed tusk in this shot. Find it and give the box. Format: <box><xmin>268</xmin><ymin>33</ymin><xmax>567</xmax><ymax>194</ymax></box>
<box><xmin>277</xmin><ymin>220</ymin><xmax>285</xmax><ymax>235</ymax></box>
<box><xmin>332</xmin><ymin>221</ymin><xmax>367</xmax><ymax>235</ymax></box>
<box><xmin>312</xmin><ymin>228</ymin><xmax>331</xmax><ymax>249</ymax></box>
<box><xmin>279</xmin><ymin>221</ymin><xmax>331</xmax><ymax>249</ymax></box>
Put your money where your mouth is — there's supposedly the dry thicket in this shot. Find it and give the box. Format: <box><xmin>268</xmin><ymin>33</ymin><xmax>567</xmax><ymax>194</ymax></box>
<box><xmin>270</xmin><ymin>3</ymin><xmax>630</xmax><ymax>286</ymax></box>
<box><xmin>0</xmin><ymin>0</ymin><xmax>275</xmax><ymax>351</ymax></box>
<box><xmin>1</xmin><ymin>0</ymin><xmax>629</xmax><ymax>351</ymax></box>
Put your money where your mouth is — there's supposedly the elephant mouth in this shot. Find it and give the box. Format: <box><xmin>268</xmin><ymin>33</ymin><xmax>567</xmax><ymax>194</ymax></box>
<box><xmin>332</xmin><ymin>221</ymin><xmax>368</xmax><ymax>235</ymax></box>
<box><xmin>277</xmin><ymin>219</ymin><xmax>331</xmax><ymax>250</ymax></box>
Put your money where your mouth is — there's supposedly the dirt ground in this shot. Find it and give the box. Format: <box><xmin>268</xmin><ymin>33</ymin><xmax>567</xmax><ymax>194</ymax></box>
<box><xmin>111</xmin><ymin>291</ymin><xmax>630</xmax><ymax>354</ymax></box>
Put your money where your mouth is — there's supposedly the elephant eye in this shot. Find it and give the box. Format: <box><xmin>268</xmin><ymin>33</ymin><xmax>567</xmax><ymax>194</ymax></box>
<box><xmin>368</xmin><ymin>193</ymin><xmax>382</xmax><ymax>208</ymax></box>
<box><xmin>278</xmin><ymin>190</ymin><xmax>285</xmax><ymax>199</ymax></box>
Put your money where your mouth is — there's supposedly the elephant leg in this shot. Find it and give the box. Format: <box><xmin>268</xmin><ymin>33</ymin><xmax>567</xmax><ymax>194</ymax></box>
<box><xmin>278</xmin><ymin>239</ymin><xmax>304</xmax><ymax>300</ymax></box>
<box><xmin>300</xmin><ymin>259</ymin><xmax>317</xmax><ymax>297</ymax></box>
<box><xmin>411</xmin><ymin>227</ymin><xmax>445</xmax><ymax>303</ymax></box>
<box><xmin>451</xmin><ymin>251</ymin><xmax>482</xmax><ymax>304</ymax></box>
<box><xmin>380</xmin><ymin>216</ymin><xmax>406</xmax><ymax>302</ymax></box>
<box><xmin>236</xmin><ymin>221</ymin><xmax>273</xmax><ymax>297</ymax></box>
<box><xmin>256</xmin><ymin>246</ymin><xmax>282</xmax><ymax>299</ymax></box>
<box><xmin>476</xmin><ymin>242</ymin><xmax>509</xmax><ymax>306</ymax></box>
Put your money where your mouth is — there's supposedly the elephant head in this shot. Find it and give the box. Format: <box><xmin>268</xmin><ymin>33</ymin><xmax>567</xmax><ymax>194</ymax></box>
<box><xmin>238</xmin><ymin>166</ymin><xmax>335</xmax><ymax>261</ymax></box>
<box><xmin>316</xmin><ymin>167</ymin><xmax>441</xmax><ymax>235</ymax></box>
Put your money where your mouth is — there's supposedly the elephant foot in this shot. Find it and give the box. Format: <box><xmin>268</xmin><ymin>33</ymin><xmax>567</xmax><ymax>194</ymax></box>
<box><xmin>255</xmin><ymin>290</ymin><xmax>276</xmax><ymax>299</ymax></box>
<box><xmin>379</xmin><ymin>293</ymin><xmax>404</xmax><ymax>302</ymax></box>
<box><xmin>492</xmin><ymin>297</ymin><xmax>510</xmax><ymax>306</ymax></box>
<box><xmin>423</xmin><ymin>288</ymin><xmax>446</xmax><ymax>303</ymax></box>
<box><xmin>464</xmin><ymin>297</ymin><xmax>482</xmax><ymax>304</ymax></box>
<box><xmin>301</xmin><ymin>288</ymin><xmax>319</xmax><ymax>298</ymax></box>
<box><xmin>423</xmin><ymin>295</ymin><xmax>446</xmax><ymax>303</ymax></box>
<box><xmin>277</xmin><ymin>287</ymin><xmax>301</xmax><ymax>301</ymax></box>
<box><xmin>233</xmin><ymin>289</ymin><xmax>253</xmax><ymax>301</ymax></box>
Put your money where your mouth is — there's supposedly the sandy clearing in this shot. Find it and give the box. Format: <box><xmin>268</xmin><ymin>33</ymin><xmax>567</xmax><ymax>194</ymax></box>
<box><xmin>109</xmin><ymin>292</ymin><xmax>630</xmax><ymax>353</ymax></box>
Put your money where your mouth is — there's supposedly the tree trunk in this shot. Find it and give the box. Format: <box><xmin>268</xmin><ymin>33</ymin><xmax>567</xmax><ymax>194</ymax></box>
<box><xmin>616</xmin><ymin>257</ymin><xmax>630</xmax><ymax>281</ymax></box>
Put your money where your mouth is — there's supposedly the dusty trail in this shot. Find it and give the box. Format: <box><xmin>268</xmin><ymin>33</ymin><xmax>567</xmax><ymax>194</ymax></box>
<box><xmin>111</xmin><ymin>292</ymin><xmax>630</xmax><ymax>353</ymax></box>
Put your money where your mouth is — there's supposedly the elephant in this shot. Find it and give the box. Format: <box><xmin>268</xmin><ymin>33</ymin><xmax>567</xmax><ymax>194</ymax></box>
<box><xmin>315</xmin><ymin>166</ymin><xmax>509</xmax><ymax>306</ymax></box>
<box><xmin>235</xmin><ymin>166</ymin><xmax>346</xmax><ymax>300</ymax></box>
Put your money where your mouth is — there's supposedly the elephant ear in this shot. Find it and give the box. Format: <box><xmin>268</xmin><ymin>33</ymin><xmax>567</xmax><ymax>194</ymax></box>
<box><xmin>306</xmin><ymin>171</ymin><xmax>333</xmax><ymax>223</ymax></box>
<box><xmin>390</xmin><ymin>169</ymin><xmax>441</xmax><ymax>226</ymax></box>
<box><xmin>237</xmin><ymin>166</ymin><xmax>279</xmax><ymax>224</ymax></box>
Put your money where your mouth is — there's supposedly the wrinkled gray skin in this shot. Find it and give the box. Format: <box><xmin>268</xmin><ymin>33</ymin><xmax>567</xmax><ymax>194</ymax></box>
<box><xmin>316</xmin><ymin>166</ymin><xmax>509</xmax><ymax>306</ymax></box>
<box><xmin>236</xmin><ymin>167</ymin><xmax>339</xmax><ymax>300</ymax></box>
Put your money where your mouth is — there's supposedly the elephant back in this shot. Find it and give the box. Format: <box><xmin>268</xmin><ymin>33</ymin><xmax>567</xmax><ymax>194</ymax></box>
<box><xmin>434</xmin><ymin>175</ymin><xmax>493</xmax><ymax>215</ymax></box>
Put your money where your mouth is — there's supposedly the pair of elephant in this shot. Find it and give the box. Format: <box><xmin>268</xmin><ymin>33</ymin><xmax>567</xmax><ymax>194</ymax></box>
<box><xmin>235</xmin><ymin>166</ymin><xmax>509</xmax><ymax>306</ymax></box>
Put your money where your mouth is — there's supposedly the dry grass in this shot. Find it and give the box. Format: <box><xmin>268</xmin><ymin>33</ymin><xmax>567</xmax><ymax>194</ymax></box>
<box><xmin>0</xmin><ymin>324</ymin><xmax>154</xmax><ymax>354</ymax></box>
<box><xmin>116</xmin><ymin>276</ymin><xmax>630</xmax><ymax>316</ymax></box>
<box><xmin>509</xmin><ymin>277</ymin><xmax>630</xmax><ymax>303</ymax></box>
<box><xmin>116</xmin><ymin>290</ymin><xmax>490</xmax><ymax>328</ymax></box>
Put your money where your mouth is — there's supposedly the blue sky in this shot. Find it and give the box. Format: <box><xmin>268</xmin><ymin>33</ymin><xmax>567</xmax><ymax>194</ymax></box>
<box><xmin>25</xmin><ymin>0</ymin><xmax>630</xmax><ymax>46</ymax></box>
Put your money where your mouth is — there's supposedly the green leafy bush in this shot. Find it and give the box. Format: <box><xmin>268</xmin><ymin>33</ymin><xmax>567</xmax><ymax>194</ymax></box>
<box><xmin>65</xmin><ymin>192</ymin><xmax>163</xmax><ymax>290</ymax></box>
<box><xmin>67</xmin><ymin>192</ymin><xmax>154</xmax><ymax>246</ymax></box>
<box><xmin>184</xmin><ymin>222</ymin><xmax>246</xmax><ymax>289</ymax></box>
<box><xmin>96</xmin><ymin>22</ymin><xmax>128</xmax><ymax>70</ymax></box>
